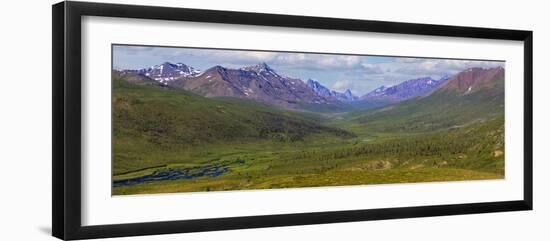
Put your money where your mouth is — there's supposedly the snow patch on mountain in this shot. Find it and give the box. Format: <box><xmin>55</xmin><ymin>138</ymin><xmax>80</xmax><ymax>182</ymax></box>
<box><xmin>131</xmin><ymin>62</ymin><xmax>201</xmax><ymax>84</ymax></box>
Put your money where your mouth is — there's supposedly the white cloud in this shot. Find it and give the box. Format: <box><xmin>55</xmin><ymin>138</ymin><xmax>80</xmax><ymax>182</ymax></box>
<box><xmin>361</xmin><ymin>64</ymin><xmax>384</xmax><ymax>74</ymax></box>
<box><xmin>391</xmin><ymin>58</ymin><xmax>504</xmax><ymax>76</ymax></box>
<box><xmin>394</xmin><ymin>58</ymin><xmax>424</xmax><ymax>63</ymax></box>
<box><xmin>271</xmin><ymin>54</ymin><xmax>362</xmax><ymax>70</ymax></box>
<box><xmin>332</xmin><ymin>79</ymin><xmax>353</xmax><ymax>92</ymax></box>
<box><xmin>142</xmin><ymin>47</ymin><xmax>363</xmax><ymax>70</ymax></box>
<box><xmin>113</xmin><ymin>45</ymin><xmax>154</xmax><ymax>55</ymax></box>
<box><xmin>203</xmin><ymin>50</ymin><xmax>278</xmax><ymax>63</ymax></box>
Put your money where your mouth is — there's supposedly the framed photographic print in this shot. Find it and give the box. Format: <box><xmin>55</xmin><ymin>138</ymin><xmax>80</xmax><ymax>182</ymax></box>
<box><xmin>52</xmin><ymin>1</ymin><xmax>533</xmax><ymax>240</ymax></box>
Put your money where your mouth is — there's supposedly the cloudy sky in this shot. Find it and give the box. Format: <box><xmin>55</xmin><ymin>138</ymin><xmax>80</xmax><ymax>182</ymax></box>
<box><xmin>113</xmin><ymin>45</ymin><xmax>504</xmax><ymax>96</ymax></box>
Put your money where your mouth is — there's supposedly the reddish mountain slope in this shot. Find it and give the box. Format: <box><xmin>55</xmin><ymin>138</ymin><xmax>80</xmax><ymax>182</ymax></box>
<box><xmin>441</xmin><ymin>66</ymin><xmax>504</xmax><ymax>93</ymax></box>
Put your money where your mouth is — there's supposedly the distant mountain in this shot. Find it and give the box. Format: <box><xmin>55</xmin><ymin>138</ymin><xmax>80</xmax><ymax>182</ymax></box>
<box><xmin>440</xmin><ymin>66</ymin><xmax>504</xmax><ymax>94</ymax></box>
<box><xmin>169</xmin><ymin>63</ymin><xmax>333</xmax><ymax>108</ymax></box>
<box><xmin>338</xmin><ymin>89</ymin><xmax>358</xmax><ymax>102</ymax></box>
<box><xmin>122</xmin><ymin>62</ymin><xmax>501</xmax><ymax>114</ymax></box>
<box><xmin>131</xmin><ymin>62</ymin><xmax>201</xmax><ymax>84</ymax></box>
<box><xmin>306</xmin><ymin>79</ymin><xmax>333</xmax><ymax>97</ymax></box>
<box><xmin>112</xmin><ymin>70</ymin><xmax>159</xmax><ymax>86</ymax></box>
<box><xmin>123</xmin><ymin>62</ymin><xmax>365</xmax><ymax>110</ymax></box>
<box><xmin>348</xmin><ymin>67</ymin><xmax>504</xmax><ymax>132</ymax></box>
<box><xmin>361</xmin><ymin>75</ymin><xmax>449</xmax><ymax>103</ymax></box>
<box><xmin>240</xmin><ymin>62</ymin><xmax>278</xmax><ymax>74</ymax></box>
<box><xmin>306</xmin><ymin>79</ymin><xmax>358</xmax><ymax>102</ymax></box>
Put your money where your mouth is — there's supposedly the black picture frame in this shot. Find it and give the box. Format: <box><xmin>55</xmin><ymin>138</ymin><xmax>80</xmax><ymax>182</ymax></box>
<box><xmin>52</xmin><ymin>1</ymin><xmax>533</xmax><ymax>240</ymax></box>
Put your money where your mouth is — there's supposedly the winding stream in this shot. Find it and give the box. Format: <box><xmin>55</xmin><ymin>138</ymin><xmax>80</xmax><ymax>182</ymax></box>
<box><xmin>113</xmin><ymin>159</ymin><xmax>245</xmax><ymax>187</ymax></box>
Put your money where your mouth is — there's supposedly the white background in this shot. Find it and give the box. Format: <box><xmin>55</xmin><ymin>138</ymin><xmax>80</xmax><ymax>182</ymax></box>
<box><xmin>82</xmin><ymin>15</ymin><xmax>524</xmax><ymax>226</ymax></box>
<box><xmin>0</xmin><ymin>0</ymin><xmax>547</xmax><ymax>240</ymax></box>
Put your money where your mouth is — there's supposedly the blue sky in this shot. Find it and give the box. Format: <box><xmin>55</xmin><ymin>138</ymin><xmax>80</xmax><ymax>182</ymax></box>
<box><xmin>113</xmin><ymin>45</ymin><xmax>504</xmax><ymax>96</ymax></box>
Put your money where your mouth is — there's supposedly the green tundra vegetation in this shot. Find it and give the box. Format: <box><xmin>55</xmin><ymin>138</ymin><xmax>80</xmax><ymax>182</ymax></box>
<box><xmin>111</xmin><ymin>73</ymin><xmax>504</xmax><ymax>195</ymax></box>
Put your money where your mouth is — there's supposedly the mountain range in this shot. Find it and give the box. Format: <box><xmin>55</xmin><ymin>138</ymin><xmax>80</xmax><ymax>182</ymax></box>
<box><xmin>360</xmin><ymin>75</ymin><xmax>449</xmax><ymax>103</ymax></box>
<box><xmin>170</xmin><ymin>63</ymin><xmax>332</xmax><ymax>108</ymax></box>
<box><xmin>350</xmin><ymin>66</ymin><xmax>505</xmax><ymax>132</ymax></box>
<box><xmin>120</xmin><ymin>61</ymin><xmax>502</xmax><ymax>112</ymax></box>
<box><xmin>122</xmin><ymin>62</ymin><xmax>359</xmax><ymax>109</ymax></box>
<box><xmin>306</xmin><ymin>79</ymin><xmax>358</xmax><ymax>102</ymax></box>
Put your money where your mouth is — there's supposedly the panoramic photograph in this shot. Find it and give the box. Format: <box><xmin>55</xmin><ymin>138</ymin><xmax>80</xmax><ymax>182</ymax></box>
<box><xmin>111</xmin><ymin>44</ymin><xmax>505</xmax><ymax>195</ymax></box>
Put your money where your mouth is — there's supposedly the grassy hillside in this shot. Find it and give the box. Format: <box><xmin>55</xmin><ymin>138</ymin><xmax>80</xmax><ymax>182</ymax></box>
<box><xmin>294</xmin><ymin>98</ymin><xmax>391</xmax><ymax>113</ymax></box>
<box><xmin>342</xmin><ymin>83</ymin><xmax>504</xmax><ymax>133</ymax></box>
<box><xmin>112</xmin><ymin>76</ymin><xmax>353</xmax><ymax>174</ymax></box>
<box><xmin>113</xmin><ymin>116</ymin><xmax>504</xmax><ymax>195</ymax></box>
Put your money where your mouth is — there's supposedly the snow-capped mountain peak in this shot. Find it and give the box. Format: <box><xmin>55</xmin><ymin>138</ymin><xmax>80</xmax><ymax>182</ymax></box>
<box><xmin>135</xmin><ymin>62</ymin><xmax>201</xmax><ymax>84</ymax></box>
<box><xmin>344</xmin><ymin>89</ymin><xmax>353</xmax><ymax>97</ymax></box>
<box><xmin>241</xmin><ymin>62</ymin><xmax>276</xmax><ymax>74</ymax></box>
<box><xmin>306</xmin><ymin>79</ymin><xmax>332</xmax><ymax>97</ymax></box>
<box><xmin>306</xmin><ymin>79</ymin><xmax>357</xmax><ymax>102</ymax></box>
